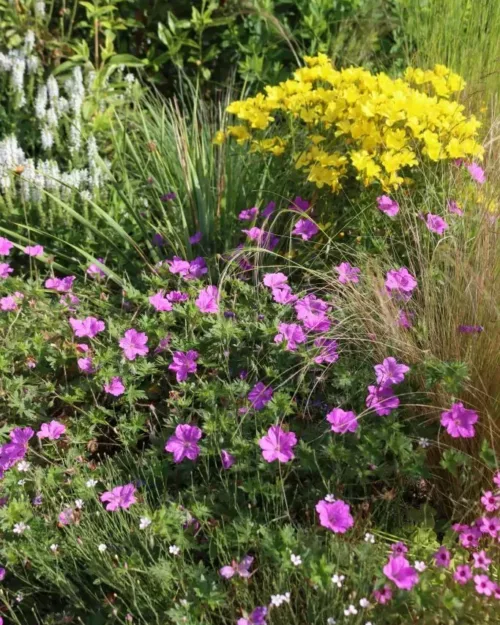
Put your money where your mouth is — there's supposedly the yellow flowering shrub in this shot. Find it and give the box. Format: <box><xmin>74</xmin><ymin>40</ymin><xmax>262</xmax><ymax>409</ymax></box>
<box><xmin>217</xmin><ymin>54</ymin><xmax>483</xmax><ymax>192</ymax></box>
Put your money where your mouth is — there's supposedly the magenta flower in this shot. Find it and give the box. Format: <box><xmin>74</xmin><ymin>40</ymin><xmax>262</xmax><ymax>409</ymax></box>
<box><xmin>104</xmin><ymin>377</ymin><xmax>125</xmax><ymax>396</ymax></box>
<box><xmin>390</xmin><ymin>542</ymin><xmax>408</xmax><ymax>556</ymax></box>
<box><xmin>237</xmin><ymin>606</ymin><xmax>267</xmax><ymax>625</ymax></box>
<box><xmin>447</xmin><ymin>200</ymin><xmax>464</xmax><ymax>216</ymax></box>
<box><xmin>295</xmin><ymin>294</ymin><xmax>330</xmax><ymax>331</ymax></box>
<box><xmin>454</xmin><ymin>564</ymin><xmax>472</xmax><ymax>585</ymax></box>
<box><xmin>0</xmin><ymin>263</ymin><xmax>13</xmax><ymax>279</ymax></box>
<box><xmin>289</xmin><ymin>196</ymin><xmax>310</xmax><ymax>212</ymax></box>
<box><xmin>466</xmin><ymin>163</ymin><xmax>486</xmax><ymax>184</ymax></box>
<box><xmin>45</xmin><ymin>276</ymin><xmax>75</xmax><ymax>292</ymax></box>
<box><xmin>189</xmin><ymin>231</ymin><xmax>202</xmax><ymax>244</ymax></box>
<box><xmin>10</xmin><ymin>427</ymin><xmax>34</xmax><ymax>446</ymax></box>
<box><xmin>0</xmin><ymin>568</ymin><xmax>5</xmax><ymax>581</ymax></box>
<box><xmin>0</xmin><ymin>296</ymin><xmax>18</xmax><ymax>311</ymax></box>
<box><xmin>274</xmin><ymin>323</ymin><xmax>306</xmax><ymax>351</ymax></box>
<box><xmin>426</xmin><ymin>214</ymin><xmax>449</xmax><ymax>235</ymax></box>
<box><xmin>100</xmin><ymin>483</ymin><xmax>137</xmax><ymax>511</ymax></box>
<box><xmin>261</xmin><ymin>201</ymin><xmax>276</xmax><ymax>219</ymax></box>
<box><xmin>149</xmin><ymin>291</ymin><xmax>173</xmax><ymax>312</ymax></box>
<box><xmin>220</xmin><ymin>555</ymin><xmax>253</xmax><ymax>579</ymax></box>
<box><xmin>0</xmin><ymin>237</ymin><xmax>14</xmax><ymax>256</ymax></box>
<box><xmin>377</xmin><ymin>195</ymin><xmax>399</xmax><ymax>217</ymax></box>
<box><xmin>242</xmin><ymin>227</ymin><xmax>279</xmax><ymax>250</ymax></box>
<box><xmin>374</xmin><ymin>357</ymin><xmax>409</xmax><ymax>386</ymax></box>
<box><xmin>37</xmin><ymin>421</ymin><xmax>66</xmax><ymax>440</ymax></box>
<box><xmin>272</xmin><ymin>285</ymin><xmax>297</xmax><ymax>305</ymax></box>
<box><xmin>167</xmin><ymin>291</ymin><xmax>189</xmax><ymax>303</ymax></box>
<box><xmin>493</xmin><ymin>471</ymin><xmax>500</xmax><ymax>488</ymax></box>
<box><xmin>316</xmin><ymin>499</ymin><xmax>354</xmax><ymax>534</ymax></box>
<box><xmin>326</xmin><ymin>408</ymin><xmax>358</xmax><ymax>434</ymax></box>
<box><xmin>168</xmin><ymin>256</ymin><xmax>191</xmax><ymax>277</ymax></box>
<box><xmin>373</xmin><ymin>584</ymin><xmax>393</xmax><ymax>604</ymax></box>
<box><xmin>87</xmin><ymin>259</ymin><xmax>106</xmax><ymax>277</ymax></box>
<box><xmin>119</xmin><ymin>329</ymin><xmax>149</xmax><ymax>361</ymax></box>
<box><xmin>434</xmin><ymin>546</ymin><xmax>451</xmax><ymax>568</ymax></box>
<box><xmin>168</xmin><ymin>350</ymin><xmax>199</xmax><ymax>382</ymax></box>
<box><xmin>385</xmin><ymin>268</ymin><xmax>417</xmax><ymax>300</ymax></box>
<box><xmin>263</xmin><ymin>272</ymin><xmax>287</xmax><ymax>289</ymax></box>
<box><xmin>314</xmin><ymin>338</ymin><xmax>339</xmax><ymax>364</ymax></box>
<box><xmin>397</xmin><ymin>309</ymin><xmax>414</xmax><ymax>329</ymax></box>
<box><xmin>239</xmin><ymin>207</ymin><xmax>259</xmax><ymax>221</ymax></box>
<box><xmin>459</xmin><ymin>527</ymin><xmax>481</xmax><ymax>548</ymax></box>
<box><xmin>473</xmin><ymin>550</ymin><xmax>492</xmax><ymax>571</ymax></box>
<box><xmin>221</xmin><ymin>449</ymin><xmax>235</xmax><ymax>470</ymax></box>
<box><xmin>336</xmin><ymin>262</ymin><xmax>361</xmax><ymax>284</ymax></box>
<box><xmin>259</xmin><ymin>426</ymin><xmax>297</xmax><ymax>463</ymax></box>
<box><xmin>77</xmin><ymin>357</ymin><xmax>95</xmax><ymax>374</ymax></box>
<box><xmin>383</xmin><ymin>555</ymin><xmax>419</xmax><ymax>590</ymax></box>
<box><xmin>187</xmin><ymin>257</ymin><xmax>208</xmax><ymax>280</ymax></box>
<box><xmin>24</xmin><ymin>244</ymin><xmax>44</xmax><ymax>256</ymax></box>
<box><xmin>58</xmin><ymin>507</ymin><xmax>75</xmax><ymax>526</ymax></box>
<box><xmin>366</xmin><ymin>385</ymin><xmax>400</xmax><ymax>416</ymax></box>
<box><xmin>478</xmin><ymin>516</ymin><xmax>499</xmax><ymax>538</ymax></box>
<box><xmin>69</xmin><ymin>316</ymin><xmax>105</xmax><ymax>338</ymax></box>
<box><xmin>195</xmin><ymin>285</ymin><xmax>219</xmax><ymax>313</ymax></box>
<box><xmin>292</xmin><ymin>218</ymin><xmax>319</xmax><ymax>240</ymax></box>
<box><xmin>165</xmin><ymin>424</ymin><xmax>202</xmax><ymax>463</ymax></box>
<box><xmin>481</xmin><ymin>491</ymin><xmax>500</xmax><ymax>512</ymax></box>
<box><xmin>474</xmin><ymin>574</ymin><xmax>495</xmax><ymax>596</ymax></box>
<box><xmin>440</xmin><ymin>402</ymin><xmax>479</xmax><ymax>438</ymax></box>
<box><xmin>248</xmin><ymin>382</ymin><xmax>273</xmax><ymax>410</ymax></box>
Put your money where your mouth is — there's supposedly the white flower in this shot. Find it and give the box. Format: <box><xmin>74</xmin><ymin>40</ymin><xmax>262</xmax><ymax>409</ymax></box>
<box><xmin>169</xmin><ymin>545</ymin><xmax>180</xmax><ymax>556</ymax></box>
<box><xmin>86</xmin><ymin>478</ymin><xmax>98</xmax><ymax>488</ymax></box>
<box><xmin>98</xmin><ymin>544</ymin><xmax>107</xmax><ymax>553</ymax></box>
<box><xmin>419</xmin><ymin>437</ymin><xmax>430</xmax><ymax>448</ymax></box>
<box><xmin>270</xmin><ymin>593</ymin><xmax>290</xmax><ymax>607</ymax></box>
<box><xmin>364</xmin><ymin>532</ymin><xmax>375</xmax><ymax>544</ymax></box>
<box><xmin>41</xmin><ymin>127</ymin><xmax>54</xmax><ymax>150</ymax></box>
<box><xmin>17</xmin><ymin>479</ymin><xmax>27</xmax><ymax>486</ymax></box>
<box><xmin>359</xmin><ymin>598</ymin><xmax>370</xmax><ymax>608</ymax></box>
<box><xmin>290</xmin><ymin>553</ymin><xmax>302</xmax><ymax>566</ymax></box>
<box><xmin>326</xmin><ymin>619</ymin><xmax>336</xmax><ymax>625</ymax></box>
<box><xmin>139</xmin><ymin>516</ymin><xmax>152</xmax><ymax>530</ymax></box>
<box><xmin>13</xmin><ymin>522</ymin><xmax>29</xmax><ymax>535</ymax></box>
<box><xmin>15</xmin><ymin>592</ymin><xmax>24</xmax><ymax>603</ymax></box>
<box><xmin>414</xmin><ymin>560</ymin><xmax>427</xmax><ymax>572</ymax></box>
<box><xmin>125</xmin><ymin>73</ymin><xmax>135</xmax><ymax>84</ymax></box>
<box><xmin>325</xmin><ymin>493</ymin><xmax>336</xmax><ymax>503</ymax></box>
<box><xmin>331</xmin><ymin>574</ymin><xmax>345</xmax><ymax>588</ymax></box>
<box><xmin>74</xmin><ymin>499</ymin><xmax>84</xmax><ymax>509</ymax></box>
<box><xmin>35</xmin><ymin>1</ymin><xmax>46</xmax><ymax>17</ymax></box>
<box><xmin>344</xmin><ymin>605</ymin><xmax>358</xmax><ymax>616</ymax></box>
<box><xmin>50</xmin><ymin>543</ymin><xmax>59</xmax><ymax>552</ymax></box>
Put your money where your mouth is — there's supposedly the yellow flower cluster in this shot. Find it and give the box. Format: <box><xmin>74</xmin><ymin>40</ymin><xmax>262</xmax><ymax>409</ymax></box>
<box><xmin>217</xmin><ymin>54</ymin><xmax>483</xmax><ymax>192</ymax></box>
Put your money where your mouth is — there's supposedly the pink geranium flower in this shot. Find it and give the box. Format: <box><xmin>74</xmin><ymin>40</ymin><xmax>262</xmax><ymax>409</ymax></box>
<box><xmin>271</xmin><ymin>285</ymin><xmax>297</xmax><ymax>304</ymax></box>
<box><xmin>69</xmin><ymin>316</ymin><xmax>105</xmax><ymax>338</ymax></box>
<box><xmin>261</xmin><ymin>201</ymin><xmax>276</xmax><ymax>218</ymax></box>
<box><xmin>374</xmin><ymin>357</ymin><xmax>409</xmax><ymax>386</ymax></box>
<box><xmin>189</xmin><ymin>231</ymin><xmax>202</xmax><ymax>244</ymax></box>
<box><xmin>149</xmin><ymin>292</ymin><xmax>173</xmax><ymax>312</ymax></box>
<box><xmin>315</xmin><ymin>499</ymin><xmax>354</xmax><ymax>534</ymax></box>
<box><xmin>478</xmin><ymin>516</ymin><xmax>499</xmax><ymax>538</ymax></box>
<box><xmin>239</xmin><ymin>207</ymin><xmax>259</xmax><ymax>221</ymax></box>
<box><xmin>326</xmin><ymin>408</ymin><xmax>358</xmax><ymax>434</ymax></box>
<box><xmin>481</xmin><ymin>491</ymin><xmax>500</xmax><ymax>512</ymax></box>
<box><xmin>221</xmin><ymin>449</ymin><xmax>235</xmax><ymax>470</ymax></box>
<box><xmin>167</xmin><ymin>291</ymin><xmax>189</xmax><ymax>303</ymax></box>
<box><xmin>426</xmin><ymin>214</ymin><xmax>449</xmax><ymax>235</ymax></box>
<box><xmin>473</xmin><ymin>550</ymin><xmax>492</xmax><ymax>571</ymax></box>
<box><xmin>58</xmin><ymin>507</ymin><xmax>75</xmax><ymax>526</ymax></box>
<box><xmin>447</xmin><ymin>200</ymin><xmax>464</xmax><ymax>216</ymax></box>
<box><xmin>263</xmin><ymin>272</ymin><xmax>288</xmax><ymax>289</ymax></box>
<box><xmin>466</xmin><ymin>163</ymin><xmax>486</xmax><ymax>184</ymax></box>
<box><xmin>383</xmin><ymin>555</ymin><xmax>419</xmax><ymax>590</ymax></box>
<box><xmin>454</xmin><ymin>564</ymin><xmax>472</xmax><ymax>585</ymax></box>
<box><xmin>119</xmin><ymin>329</ymin><xmax>149</xmax><ymax>361</ymax></box>
<box><xmin>45</xmin><ymin>276</ymin><xmax>75</xmax><ymax>292</ymax></box>
<box><xmin>366</xmin><ymin>385</ymin><xmax>400</xmax><ymax>416</ymax></box>
<box><xmin>474</xmin><ymin>574</ymin><xmax>495</xmax><ymax>596</ymax></box>
<box><xmin>220</xmin><ymin>555</ymin><xmax>253</xmax><ymax>579</ymax></box>
<box><xmin>295</xmin><ymin>294</ymin><xmax>330</xmax><ymax>331</ymax></box>
<box><xmin>373</xmin><ymin>584</ymin><xmax>393</xmax><ymax>604</ymax></box>
<box><xmin>195</xmin><ymin>285</ymin><xmax>219</xmax><ymax>313</ymax></box>
<box><xmin>377</xmin><ymin>195</ymin><xmax>399</xmax><ymax>217</ymax></box>
<box><xmin>259</xmin><ymin>425</ymin><xmax>297</xmax><ymax>462</ymax></box>
<box><xmin>0</xmin><ymin>263</ymin><xmax>13</xmax><ymax>279</ymax></box>
<box><xmin>385</xmin><ymin>268</ymin><xmax>417</xmax><ymax>300</ymax></box>
<box><xmin>168</xmin><ymin>350</ymin><xmax>199</xmax><ymax>382</ymax></box>
<box><xmin>434</xmin><ymin>546</ymin><xmax>451</xmax><ymax>568</ymax></box>
<box><xmin>77</xmin><ymin>357</ymin><xmax>95</xmax><ymax>373</ymax></box>
<box><xmin>104</xmin><ymin>377</ymin><xmax>125</xmax><ymax>396</ymax></box>
<box><xmin>289</xmin><ymin>196</ymin><xmax>310</xmax><ymax>212</ymax></box>
<box><xmin>335</xmin><ymin>262</ymin><xmax>361</xmax><ymax>284</ymax></box>
<box><xmin>24</xmin><ymin>244</ymin><xmax>44</xmax><ymax>256</ymax></box>
<box><xmin>100</xmin><ymin>483</ymin><xmax>137</xmax><ymax>511</ymax></box>
<box><xmin>1</xmin><ymin>295</ymin><xmax>19</xmax><ymax>311</ymax></box>
<box><xmin>274</xmin><ymin>323</ymin><xmax>306</xmax><ymax>351</ymax></box>
<box><xmin>493</xmin><ymin>471</ymin><xmax>500</xmax><ymax>488</ymax></box>
<box><xmin>165</xmin><ymin>424</ymin><xmax>202</xmax><ymax>463</ymax></box>
<box><xmin>313</xmin><ymin>338</ymin><xmax>339</xmax><ymax>364</ymax></box>
<box><xmin>37</xmin><ymin>420</ymin><xmax>66</xmax><ymax>440</ymax></box>
<box><xmin>390</xmin><ymin>542</ymin><xmax>408</xmax><ymax>556</ymax></box>
<box><xmin>248</xmin><ymin>382</ymin><xmax>273</xmax><ymax>410</ymax></box>
<box><xmin>292</xmin><ymin>218</ymin><xmax>318</xmax><ymax>240</ymax></box>
<box><xmin>237</xmin><ymin>606</ymin><xmax>267</xmax><ymax>625</ymax></box>
<box><xmin>87</xmin><ymin>258</ymin><xmax>106</xmax><ymax>277</ymax></box>
<box><xmin>440</xmin><ymin>402</ymin><xmax>479</xmax><ymax>438</ymax></box>
<box><xmin>0</xmin><ymin>237</ymin><xmax>14</xmax><ymax>256</ymax></box>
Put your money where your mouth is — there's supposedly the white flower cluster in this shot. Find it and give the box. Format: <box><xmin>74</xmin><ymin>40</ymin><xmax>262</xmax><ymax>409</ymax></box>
<box><xmin>0</xmin><ymin>31</ymin><xmax>40</xmax><ymax>107</ymax></box>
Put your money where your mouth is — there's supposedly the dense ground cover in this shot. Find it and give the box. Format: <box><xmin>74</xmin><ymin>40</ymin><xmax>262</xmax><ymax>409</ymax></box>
<box><xmin>1</xmin><ymin>1</ymin><xmax>500</xmax><ymax>624</ymax></box>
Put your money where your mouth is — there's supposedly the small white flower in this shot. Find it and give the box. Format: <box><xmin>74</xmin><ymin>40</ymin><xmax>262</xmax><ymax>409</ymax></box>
<box><xmin>50</xmin><ymin>543</ymin><xmax>59</xmax><ymax>552</ymax></box>
<box><xmin>344</xmin><ymin>605</ymin><xmax>358</xmax><ymax>616</ymax></box>
<box><xmin>364</xmin><ymin>532</ymin><xmax>375</xmax><ymax>544</ymax></box>
<box><xmin>327</xmin><ymin>619</ymin><xmax>336</xmax><ymax>625</ymax></box>
<box><xmin>15</xmin><ymin>592</ymin><xmax>24</xmax><ymax>603</ymax></box>
<box><xmin>13</xmin><ymin>522</ymin><xmax>29</xmax><ymax>534</ymax></box>
<box><xmin>125</xmin><ymin>73</ymin><xmax>136</xmax><ymax>84</ymax></box>
<box><xmin>414</xmin><ymin>560</ymin><xmax>427</xmax><ymax>572</ymax></box>
<box><xmin>169</xmin><ymin>545</ymin><xmax>180</xmax><ymax>556</ymax></box>
<box><xmin>17</xmin><ymin>479</ymin><xmax>27</xmax><ymax>486</ymax></box>
<box><xmin>359</xmin><ymin>598</ymin><xmax>370</xmax><ymax>608</ymax></box>
<box><xmin>325</xmin><ymin>493</ymin><xmax>336</xmax><ymax>503</ymax></box>
<box><xmin>331</xmin><ymin>573</ymin><xmax>345</xmax><ymax>588</ymax></box>
<box><xmin>365</xmin><ymin>622</ymin><xmax>374</xmax><ymax>625</ymax></box>
<box><xmin>98</xmin><ymin>543</ymin><xmax>107</xmax><ymax>553</ymax></box>
<box><xmin>179</xmin><ymin>599</ymin><xmax>188</xmax><ymax>608</ymax></box>
<box><xmin>17</xmin><ymin>461</ymin><xmax>31</xmax><ymax>472</ymax></box>
<box><xmin>290</xmin><ymin>553</ymin><xmax>302</xmax><ymax>566</ymax></box>
<box><xmin>139</xmin><ymin>516</ymin><xmax>152</xmax><ymax>530</ymax></box>
<box><xmin>86</xmin><ymin>478</ymin><xmax>98</xmax><ymax>488</ymax></box>
<box><xmin>270</xmin><ymin>593</ymin><xmax>291</xmax><ymax>607</ymax></box>
<box><xmin>74</xmin><ymin>499</ymin><xmax>84</xmax><ymax>509</ymax></box>
<box><xmin>418</xmin><ymin>437</ymin><xmax>430</xmax><ymax>448</ymax></box>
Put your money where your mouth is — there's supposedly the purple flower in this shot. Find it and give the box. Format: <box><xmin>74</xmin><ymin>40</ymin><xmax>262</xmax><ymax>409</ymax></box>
<box><xmin>119</xmin><ymin>329</ymin><xmax>149</xmax><ymax>361</ymax></box>
<box><xmin>154</xmin><ymin>336</ymin><xmax>171</xmax><ymax>354</ymax></box>
<box><xmin>481</xmin><ymin>491</ymin><xmax>500</xmax><ymax>512</ymax></box>
<box><xmin>221</xmin><ymin>449</ymin><xmax>235</xmax><ymax>470</ymax></box>
<box><xmin>186</xmin><ymin>257</ymin><xmax>208</xmax><ymax>280</ymax></box>
<box><xmin>466</xmin><ymin>163</ymin><xmax>486</xmax><ymax>184</ymax></box>
<box><xmin>390</xmin><ymin>542</ymin><xmax>408</xmax><ymax>556</ymax></box>
<box><xmin>77</xmin><ymin>357</ymin><xmax>95</xmax><ymax>373</ymax></box>
<box><xmin>69</xmin><ymin>317</ymin><xmax>105</xmax><ymax>338</ymax></box>
<box><xmin>366</xmin><ymin>385</ymin><xmax>400</xmax><ymax>416</ymax></box>
<box><xmin>152</xmin><ymin>233</ymin><xmax>166</xmax><ymax>247</ymax></box>
<box><xmin>0</xmin><ymin>263</ymin><xmax>13</xmax><ymax>279</ymax></box>
<box><xmin>248</xmin><ymin>382</ymin><xmax>273</xmax><ymax>410</ymax></box>
<box><xmin>336</xmin><ymin>262</ymin><xmax>360</xmax><ymax>284</ymax></box>
<box><xmin>37</xmin><ymin>421</ymin><xmax>66</xmax><ymax>440</ymax></box>
<box><xmin>239</xmin><ymin>207</ymin><xmax>259</xmax><ymax>221</ymax></box>
<box><xmin>168</xmin><ymin>256</ymin><xmax>191</xmax><ymax>277</ymax></box>
<box><xmin>0</xmin><ymin>237</ymin><xmax>14</xmax><ymax>256</ymax></box>
<box><xmin>385</xmin><ymin>268</ymin><xmax>417</xmax><ymax>300</ymax></box>
<box><xmin>292</xmin><ymin>218</ymin><xmax>319</xmax><ymax>241</ymax></box>
<box><xmin>189</xmin><ymin>231</ymin><xmax>203</xmax><ymax>245</ymax></box>
<box><xmin>167</xmin><ymin>291</ymin><xmax>188</xmax><ymax>303</ymax></box>
<box><xmin>271</xmin><ymin>285</ymin><xmax>297</xmax><ymax>305</ymax></box>
<box><xmin>24</xmin><ymin>244</ymin><xmax>44</xmax><ymax>256</ymax></box>
<box><xmin>237</xmin><ymin>606</ymin><xmax>268</xmax><ymax>625</ymax></box>
<box><xmin>447</xmin><ymin>200</ymin><xmax>464</xmax><ymax>216</ymax></box>
<box><xmin>242</xmin><ymin>227</ymin><xmax>279</xmax><ymax>250</ymax></box>
<box><xmin>45</xmin><ymin>276</ymin><xmax>75</xmax><ymax>292</ymax></box>
<box><xmin>397</xmin><ymin>309</ymin><xmax>414</xmax><ymax>329</ymax></box>
<box><xmin>440</xmin><ymin>402</ymin><xmax>478</xmax><ymax>438</ymax></box>
<box><xmin>1</xmin><ymin>296</ymin><xmax>19</xmax><ymax>311</ymax></box>
<box><xmin>458</xmin><ymin>324</ymin><xmax>483</xmax><ymax>334</ymax></box>
<box><xmin>426</xmin><ymin>213</ymin><xmax>448</xmax><ymax>235</ymax></box>
<box><xmin>87</xmin><ymin>258</ymin><xmax>106</xmax><ymax>277</ymax></box>
<box><xmin>0</xmin><ymin>567</ymin><xmax>6</xmax><ymax>581</ymax></box>
<box><xmin>315</xmin><ymin>499</ymin><xmax>354</xmax><ymax>533</ymax></box>
<box><xmin>373</xmin><ymin>584</ymin><xmax>393</xmax><ymax>604</ymax></box>
<box><xmin>161</xmin><ymin>192</ymin><xmax>177</xmax><ymax>202</ymax></box>
<box><xmin>104</xmin><ymin>377</ymin><xmax>125</xmax><ymax>396</ymax></box>
<box><xmin>326</xmin><ymin>408</ymin><xmax>358</xmax><ymax>434</ymax></box>
<box><xmin>289</xmin><ymin>196</ymin><xmax>310</xmax><ymax>212</ymax></box>
<box><xmin>259</xmin><ymin>425</ymin><xmax>297</xmax><ymax>463</ymax></box>
<box><xmin>313</xmin><ymin>338</ymin><xmax>339</xmax><ymax>364</ymax></box>
<box><xmin>149</xmin><ymin>292</ymin><xmax>173</xmax><ymax>312</ymax></box>
<box><xmin>472</xmin><ymin>550</ymin><xmax>491</xmax><ymax>571</ymax></box>
<box><xmin>195</xmin><ymin>285</ymin><xmax>219</xmax><ymax>313</ymax></box>
<box><xmin>374</xmin><ymin>357</ymin><xmax>409</xmax><ymax>386</ymax></box>
<box><xmin>274</xmin><ymin>323</ymin><xmax>306</xmax><ymax>351</ymax></box>
<box><xmin>165</xmin><ymin>424</ymin><xmax>202</xmax><ymax>463</ymax></box>
<box><xmin>10</xmin><ymin>427</ymin><xmax>34</xmax><ymax>446</ymax></box>
<box><xmin>169</xmin><ymin>350</ymin><xmax>199</xmax><ymax>382</ymax></box>
<box><xmin>454</xmin><ymin>564</ymin><xmax>472</xmax><ymax>585</ymax></box>
<box><xmin>58</xmin><ymin>507</ymin><xmax>75</xmax><ymax>526</ymax></box>
<box><xmin>434</xmin><ymin>546</ymin><xmax>451</xmax><ymax>568</ymax></box>
<box><xmin>383</xmin><ymin>555</ymin><xmax>419</xmax><ymax>590</ymax></box>
<box><xmin>261</xmin><ymin>201</ymin><xmax>276</xmax><ymax>219</ymax></box>
<box><xmin>100</xmin><ymin>483</ymin><xmax>137</xmax><ymax>511</ymax></box>
<box><xmin>263</xmin><ymin>272</ymin><xmax>288</xmax><ymax>289</ymax></box>
<box><xmin>295</xmin><ymin>294</ymin><xmax>330</xmax><ymax>332</ymax></box>
<box><xmin>474</xmin><ymin>574</ymin><xmax>495</xmax><ymax>596</ymax></box>
<box><xmin>220</xmin><ymin>555</ymin><xmax>253</xmax><ymax>579</ymax></box>
<box><xmin>377</xmin><ymin>195</ymin><xmax>399</xmax><ymax>217</ymax></box>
